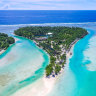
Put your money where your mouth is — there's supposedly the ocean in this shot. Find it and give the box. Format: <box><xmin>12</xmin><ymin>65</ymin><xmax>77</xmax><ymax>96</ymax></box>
<box><xmin>0</xmin><ymin>10</ymin><xmax>96</xmax><ymax>25</ymax></box>
<box><xmin>0</xmin><ymin>10</ymin><xmax>96</xmax><ymax>96</ymax></box>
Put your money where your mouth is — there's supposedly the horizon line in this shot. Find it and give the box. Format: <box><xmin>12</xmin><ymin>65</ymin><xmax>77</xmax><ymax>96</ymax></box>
<box><xmin>0</xmin><ymin>9</ymin><xmax>96</xmax><ymax>11</ymax></box>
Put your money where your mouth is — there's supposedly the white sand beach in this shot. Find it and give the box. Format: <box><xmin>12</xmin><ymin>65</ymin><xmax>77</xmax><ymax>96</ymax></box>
<box><xmin>15</xmin><ymin>38</ymin><xmax>19</xmax><ymax>42</ymax></box>
<box><xmin>0</xmin><ymin>50</ymin><xmax>5</xmax><ymax>55</ymax></box>
<box><xmin>12</xmin><ymin>75</ymin><xmax>56</xmax><ymax>96</ymax></box>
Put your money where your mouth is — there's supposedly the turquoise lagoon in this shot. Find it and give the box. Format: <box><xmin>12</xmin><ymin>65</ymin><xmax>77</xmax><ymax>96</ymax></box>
<box><xmin>0</xmin><ymin>23</ymin><xmax>96</xmax><ymax>96</ymax></box>
<box><xmin>0</xmin><ymin>32</ymin><xmax>49</xmax><ymax>96</ymax></box>
<box><xmin>48</xmin><ymin>25</ymin><xmax>96</xmax><ymax>96</ymax></box>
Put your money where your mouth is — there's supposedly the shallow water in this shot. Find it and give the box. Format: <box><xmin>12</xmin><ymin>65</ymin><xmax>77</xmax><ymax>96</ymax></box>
<box><xmin>0</xmin><ymin>33</ymin><xmax>49</xmax><ymax>96</ymax></box>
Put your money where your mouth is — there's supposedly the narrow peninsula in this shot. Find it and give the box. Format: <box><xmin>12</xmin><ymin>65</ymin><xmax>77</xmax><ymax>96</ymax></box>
<box><xmin>14</xmin><ymin>26</ymin><xmax>88</xmax><ymax>77</ymax></box>
<box><xmin>0</xmin><ymin>33</ymin><xmax>15</xmax><ymax>55</ymax></box>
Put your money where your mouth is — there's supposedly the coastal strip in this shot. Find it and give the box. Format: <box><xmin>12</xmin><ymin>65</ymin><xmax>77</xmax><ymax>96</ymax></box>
<box><xmin>12</xmin><ymin>36</ymin><xmax>76</xmax><ymax>96</ymax></box>
<box><xmin>0</xmin><ymin>33</ymin><xmax>15</xmax><ymax>56</ymax></box>
<box><xmin>11</xmin><ymin>26</ymin><xmax>88</xmax><ymax>96</ymax></box>
<box><xmin>14</xmin><ymin>26</ymin><xmax>88</xmax><ymax>77</ymax></box>
<box><xmin>0</xmin><ymin>26</ymin><xmax>88</xmax><ymax>96</ymax></box>
<box><xmin>0</xmin><ymin>50</ymin><xmax>5</xmax><ymax>55</ymax></box>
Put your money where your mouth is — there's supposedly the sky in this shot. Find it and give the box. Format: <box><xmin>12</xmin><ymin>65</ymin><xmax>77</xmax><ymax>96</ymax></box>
<box><xmin>0</xmin><ymin>0</ymin><xmax>96</xmax><ymax>10</ymax></box>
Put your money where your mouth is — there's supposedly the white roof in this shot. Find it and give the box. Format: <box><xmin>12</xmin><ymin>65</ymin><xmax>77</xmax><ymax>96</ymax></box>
<box><xmin>47</xmin><ymin>32</ymin><xmax>52</xmax><ymax>35</ymax></box>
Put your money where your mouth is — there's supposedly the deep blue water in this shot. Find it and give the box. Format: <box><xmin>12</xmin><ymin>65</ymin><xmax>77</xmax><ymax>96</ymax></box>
<box><xmin>1</xmin><ymin>10</ymin><xmax>96</xmax><ymax>25</ymax></box>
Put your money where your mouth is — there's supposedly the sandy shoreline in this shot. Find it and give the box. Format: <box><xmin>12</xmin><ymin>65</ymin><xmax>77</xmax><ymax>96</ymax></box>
<box><xmin>12</xmin><ymin>75</ymin><xmax>56</xmax><ymax>96</ymax></box>
<box><xmin>12</xmin><ymin>41</ymin><xmax>76</xmax><ymax>96</ymax></box>
<box><xmin>0</xmin><ymin>50</ymin><xmax>5</xmax><ymax>55</ymax></box>
<box><xmin>0</xmin><ymin>38</ymin><xmax>18</xmax><ymax>56</ymax></box>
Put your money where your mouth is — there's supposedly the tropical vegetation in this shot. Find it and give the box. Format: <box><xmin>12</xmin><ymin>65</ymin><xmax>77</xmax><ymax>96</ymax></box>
<box><xmin>0</xmin><ymin>33</ymin><xmax>15</xmax><ymax>50</ymax></box>
<box><xmin>14</xmin><ymin>26</ymin><xmax>88</xmax><ymax>77</ymax></box>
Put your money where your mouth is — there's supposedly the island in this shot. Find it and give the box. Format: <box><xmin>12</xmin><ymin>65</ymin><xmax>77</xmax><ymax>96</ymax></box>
<box><xmin>14</xmin><ymin>26</ymin><xmax>88</xmax><ymax>77</ymax></box>
<box><xmin>0</xmin><ymin>33</ymin><xmax>15</xmax><ymax>54</ymax></box>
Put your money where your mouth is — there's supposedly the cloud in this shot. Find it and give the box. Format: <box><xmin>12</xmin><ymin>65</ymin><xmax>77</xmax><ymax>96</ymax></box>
<box><xmin>3</xmin><ymin>4</ymin><xmax>10</xmax><ymax>9</ymax></box>
<box><xmin>0</xmin><ymin>0</ymin><xmax>96</xmax><ymax>10</ymax></box>
<box><xmin>0</xmin><ymin>4</ymin><xmax>10</xmax><ymax>10</ymax></box>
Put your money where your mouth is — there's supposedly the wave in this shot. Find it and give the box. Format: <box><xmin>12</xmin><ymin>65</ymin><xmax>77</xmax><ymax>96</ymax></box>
<box><xmin>0</xmin><ymin>22</ymin><xmax>96</xmax><ymax>26</ymax></box>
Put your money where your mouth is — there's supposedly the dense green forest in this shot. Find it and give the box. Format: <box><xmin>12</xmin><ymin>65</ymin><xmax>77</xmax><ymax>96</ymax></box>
<box><xmin>14</xmin><ymin>26</ymin><xmax>88</xmax><ymax>77</ymax></box>
<box><xmin>0</xmin><ymin>33</ymin><xmax>15</xmax><ymax>50</ymax></box>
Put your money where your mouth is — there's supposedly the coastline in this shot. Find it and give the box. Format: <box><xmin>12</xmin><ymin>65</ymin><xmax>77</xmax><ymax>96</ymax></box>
<box><xmin>0</xmin><ymin>38</ymin><xmax>18</xmax><ymax>56</ymax></box>
<box><xmin>14</xmin><ymin>26</ymin><xmax>88</xmax><ymax>77</ymax></box>
<box><xmin>0</xmin><ymin>50</ymin><xmax>5</xmax><ymax>55</ymax></box>
<box><xmin>12</xmin><ymin>39</ymin><xmax>76</xmax><ymax>96</ymax></box>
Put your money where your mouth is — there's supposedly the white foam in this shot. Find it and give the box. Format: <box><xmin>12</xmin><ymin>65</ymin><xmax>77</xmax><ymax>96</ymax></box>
<box><xmin>0</xmin><ymin>22</ymin><xmax>96</xmax><ymax>27</ymax></box>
